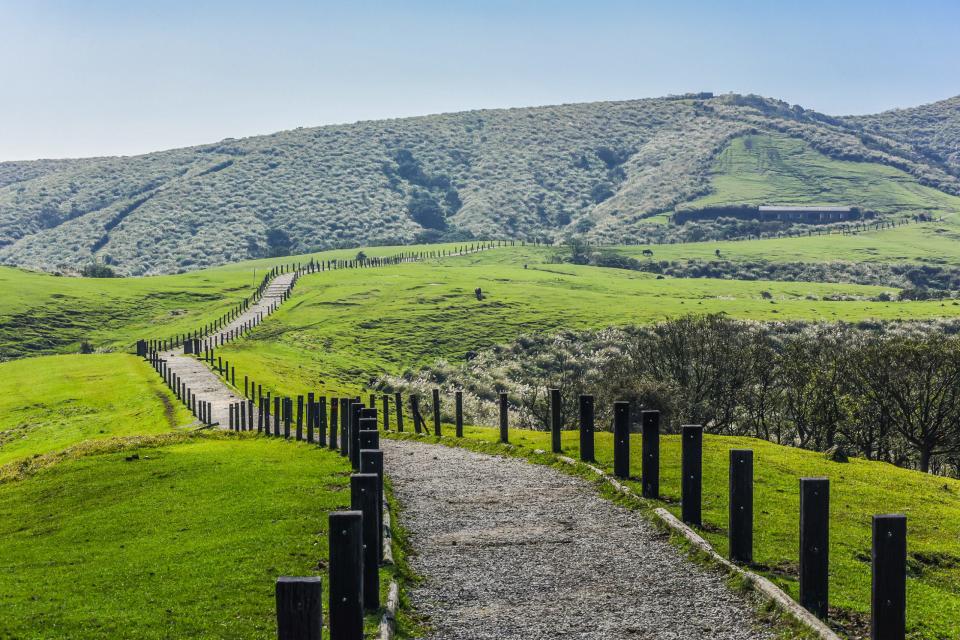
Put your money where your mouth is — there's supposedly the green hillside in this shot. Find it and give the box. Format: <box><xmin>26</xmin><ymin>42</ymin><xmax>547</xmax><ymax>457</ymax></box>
<box><xmin>844</xmin><ymin>95</ymin><xmax>960</xmax><ymax>175</ymax></box>
<box><xmin>2</xmin><ymin>94</ymin><xmax>959</xmax><ymax>275</ymax></box>
<box><xmin>683</xmin><ymin>134</ymin><xmax>960</xmax><ymax>217</ymax></box>
<box><xmin>0</xmin><ymin>435</ymin><xmax>354</xmax><ymax>639</ymax></box>
<box><xmin>0</xmin><ymin>242</ymin><xmax>474</xmax><ymax>360</ymax></box>
<box><xmin>215</xmin><ymin>247</ymin><xmax>960</xmax><ymax>396</ymax></box>
<box><xmin>0</xmin><ymin>354</ymin><xmax>190</xmax><ymax>468</ymax></box>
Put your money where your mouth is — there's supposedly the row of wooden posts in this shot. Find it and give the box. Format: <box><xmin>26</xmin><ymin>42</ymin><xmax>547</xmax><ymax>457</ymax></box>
<box><xmin>213</xmin><ymin>380</ymin><xmax>908</xmax><ymax>639</ymax></box>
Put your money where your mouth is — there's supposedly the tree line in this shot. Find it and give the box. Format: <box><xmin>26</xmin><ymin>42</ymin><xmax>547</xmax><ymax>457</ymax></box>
<box><xmin>381</xmin><ymin>315</ymin><xmax>960</xmax><ymax>476</ymax></box>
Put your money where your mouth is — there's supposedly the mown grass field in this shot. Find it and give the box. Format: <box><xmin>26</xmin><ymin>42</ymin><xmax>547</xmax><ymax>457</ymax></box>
<box><xmin>687</xmin><ymin>134</ymin><xmax>960</xmax><ymax>218</ymax></box>
<box><xmin>0</xmin><ymin>434</ymin><xmax>362</xmax><ymax>639</ymax></box>
<box><xmin>216</xmin><ymin>247</ymin><xmax>960</xmax><ymax>396</ymax></box>
<box><xmin>387</xmin><ymin>425</ymin><xmax>960</xmax><ymax>639</ymax></box>
<box><xmin>0</xmin><ymin>353</ymin><xmax>191</xmax><ymax>468</ymax></box>
<box><xmin>0</xmin><ymin>242</ymin><xmax>486</xmax><ymax>360</ymax></box>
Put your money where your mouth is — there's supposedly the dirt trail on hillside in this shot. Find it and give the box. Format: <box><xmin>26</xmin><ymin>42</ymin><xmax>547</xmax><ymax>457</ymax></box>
<box><xmin>159</xmin><ymin>272</ymin><xmax>295</xmax><ymax>427</ymax></box>
<box><xmin>383</xmin><ymin>439</ymin><xmax>774</xmax><ymax>640</ymax></box>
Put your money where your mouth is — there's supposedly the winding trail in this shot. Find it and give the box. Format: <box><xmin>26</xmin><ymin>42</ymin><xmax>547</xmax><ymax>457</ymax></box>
<box><xmin>159</xmin><ymin>272</ymin><xmax>295</xmax><ymax>426</ymax></box>
<box><xmin>383</xmin><ymin>439</ymin><xmax>774</xmax><ymax>640</ymax></box>
<box><xmin>144</xmin><ymin>254</ymin><xmax>779</xmax><ymax>638</ymax></box>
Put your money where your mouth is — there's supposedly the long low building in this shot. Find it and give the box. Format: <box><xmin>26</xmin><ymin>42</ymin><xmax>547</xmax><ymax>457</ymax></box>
<box><xmin>757</xmin><ymin>206</ymin><xmax>860</xmax><ymax>222</ymax></box>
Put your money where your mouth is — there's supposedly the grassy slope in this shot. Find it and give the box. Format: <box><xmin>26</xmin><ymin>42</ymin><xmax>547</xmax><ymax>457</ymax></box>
<box><xmin>392</xmin><ymin>425</ymin><xmax>960</xmax><ymax>639</ymax></box>
<box><xmin>216</xmin><ymin>247</ymin><xmax>960</xmax><ymax>396</ymax></box>
<box><xmin>0</xmin><ymin>353</ymin><xmax>192</xmax><ymax>467</ymax></box>
<box><xmin>0</xmin><ymin>242</ymin><xmax>479</xmax><ymax>360</ymax></box>
<box><xmin>0</xmin><ymin>435</ymin><xmax>355</xmax><ymax>639</ymax></box>
<box><xmin>685</xmin><ymin>134</ymin><xmax>960</xmax><ymax>217</ymax></box>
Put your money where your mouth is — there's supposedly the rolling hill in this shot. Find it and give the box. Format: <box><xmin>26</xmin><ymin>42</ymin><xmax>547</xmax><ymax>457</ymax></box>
<box><xmin>2</xmin><ymin>93</ymin><xmax>959</xmax><ymax>275</ymax></box>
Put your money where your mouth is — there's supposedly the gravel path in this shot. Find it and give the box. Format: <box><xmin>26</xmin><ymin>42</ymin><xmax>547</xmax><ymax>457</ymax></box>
<box><xmin>383</xmin><ymin>439</ymin><xmax>775</xmax><ymax>640</ymax></box>
<box><xmin>159</xmin><ymin>272</ymin><xmax>296</xmax><ymax>427</ymax></box>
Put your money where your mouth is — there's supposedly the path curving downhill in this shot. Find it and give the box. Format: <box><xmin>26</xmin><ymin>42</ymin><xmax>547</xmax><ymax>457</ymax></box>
<box><xmin>383</xmin><ymin>439</ymin><xmax>774</xmax><ymax>640</ymax></box>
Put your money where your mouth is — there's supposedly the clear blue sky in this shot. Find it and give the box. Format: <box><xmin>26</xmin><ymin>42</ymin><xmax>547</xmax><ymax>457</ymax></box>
<box><xmin>2</xmin><ymin>0</ymin><xmax>958</xmax><ymax>161</ymax></box>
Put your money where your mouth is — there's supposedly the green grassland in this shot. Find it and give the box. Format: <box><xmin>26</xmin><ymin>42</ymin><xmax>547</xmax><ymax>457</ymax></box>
<box><xmin>0</xmin><ymin>242</ymin><xmax>485</xmax><ymax>360</ymax></box>
<box><xmin>616</xmin><ymin>221</ymin><xmax>960</xmax><ymax>266</ymax></box>
<box><xmin>216</xmin><ymin>247</ymin><xmax>960</xmax><ymax>396</ymax></box>
<box><xmin>388</xmin><ymin>425</ymin><xmax>960</xmax><ymax>639</ymax></box>
<box><xmin>686</xmin><ymin>134</ymin><xmax>960</xmax><ymax>218</ymax></box>
<box><xmin>0</xmin><ymin>353</ymin><xmax>191</xmax><ymax>468</ymax></box>
<box><xmin>0</xmin><ymin>434</ymin><xmax>359</xmax><ymax>639</ymax></box>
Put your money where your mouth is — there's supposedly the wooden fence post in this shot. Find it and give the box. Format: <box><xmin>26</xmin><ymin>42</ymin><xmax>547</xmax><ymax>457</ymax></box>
<box><xmin>499</xmin><ymin>392</ymin><xmax>509</xmax><ymax>443</ymax></box>
<box><xmin>394</xmin><ymin>392</ymin><xmax>404</xmax><ymax>432</ymax></box>
<box><xmin>382</xmin><ymin>395</ymin><xmax>390</xmax><ymax>431</ymax></box>
<box><xmin>641</xmin><ymin>410</ymin><xmax>660</xmax><ymax>499</ymax></box>
<box><xmin>579</xmin><ymin>395</ymin><xmax>594</xmax><ymax>462</ymax></box>
<box><xmin>328</xmin><ymin>511</ymin><xmax>363</xmax><ymax>640</ymax></box>
<box><xmin>284</xmin><ymin>398</ymin><xmax>292</xmax><ymax>439</ymax></box>
<box><xmin>360</xmin><ymin>449</ymin><xmax>385</xmax><ymax>561</ymax></box>
<box><xmin>351</xmin><ymin>474</ymin><xmax>380</xmax><ymax>610</ymax></box>
<box><xmin>306</xmin><ymin>393</ymin><xmax>315</xmax><ymax>443</ymax></box>
<box><xmin>318</xmin><ymin>397</ymin><xmax>327</xmax><ymax>446</ymax></box>
<box><xmin>872</xmin><ymin>514</ymin><xmax>906</xmax><ymax>640</ymax></box>
<box><xmin>681</xmin><ymin>425</ymin><xmax>703</xmax><ymax>526</ymax></box>
<box><xmin>455</xmin><ymin>390</ymin><xmax>463</xmax><ymax>438</ymax></box>
<box><xmin>613</xmin><ymin>401</ymin><xmax>630</xmax><ymax>479</ymax></box>
<box><xmin>729</xmin><ymin>449</ymin><xmax>753</xmax><ymax>563</ymax></box>
<box><xmin>296</xmin><ymin>395</ymin><xmax>304</xmax><ymax>441</ymax></box>
<box><xmin>273</xmin><ymin>396</ymin><xmax>281</xmax><ymax>436</ymax></box>
<box><xmin>275</xmin><ymin>576</ymin><xmax>322</xmax><ymax>640</ymax></box>
<box><xmin>800</xmin><ymin>477</ymin><xmax>830</xmax><ymax>619</ymax></box>
<box><xmin>339</xmin><ymin>399</ymin><xmax>349</xmax><ymax>457</ymax></box>
<box><xmin>432</xmin><ymin>388</ymin><xmax>441</xmax><ymax>436</ymax></box>
<box><xmin>550</xmin><ymin>388</ymin><xmax>562</xmax><ymax>453</ymax></box>
<box><xmin>329</xmin><ymin>398</ymin><xmax>339</xmax><ymax>449</ymax></box>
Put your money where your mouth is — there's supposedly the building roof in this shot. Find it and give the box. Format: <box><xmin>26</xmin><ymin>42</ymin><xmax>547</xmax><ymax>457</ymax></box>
<box><xmin>758</xmin><ymin>206</ymin><xmax>852</xmax><ymax>212</ymax></box>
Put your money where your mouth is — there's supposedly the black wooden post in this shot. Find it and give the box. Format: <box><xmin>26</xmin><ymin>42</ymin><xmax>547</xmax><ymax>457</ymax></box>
<box><xmin>274</xmin><ymin>396</ymin><xmax>281</xmax><ymax>436</ymax></box>
<box><xmin>729</xmin><ymin>449</ymin><xmax>753</xmax><ymax>563</ymax></box>
<box><xmin>307</xmin><ymin>393</ymin><xmax>315</xmax><ymax>443</ymax></box>
<box><xmin>275</xmin><ymin>576</ymin><xmax>322</xmax><ymax>640</ymax></box>
<box><xmin>681</xmin><ymin>425</ymin><xmax>703</xmax><ymax>526</ymax></box>
<box><xmin>579</xmin><ymin>395</ymin><xmax>594</xmax><ymax>462</ymax></box>
<box><xmin>329</xmin><ymin>398</ymin><xmax>339</xmax><ymax>449</ymax></box>
<box><xmin>382</xmin><ymin>395</ymin><xmax>390</xmax><ymax>431</ymax></box>
<box><xmin>550</xmin><ymin>388</ymin><xmax>562</xmax><ymax>453</ymax></box>
<box><xmin>800</xmin><ymin>478</ymin><xmax>830</xmax><ymax>619</ymax></box>
<box><xmin>351</xmin><ymin>474</ymin><xmax>380</xmax><ymax>610</ymax></box>
<box><xmin>613</xmin><ymin>401</ymin><xmax>630</xmax><ymax>479</ymax></box>
<box><xmin>455</xmin><ymin>390</ymin><xmax>463</xmax><ymax>438</ymax></box>
<box><xmin>284</xmin><ymin>398</ymin><xmax>292</xmax><ymax>439</ymax></box>
<box><xmin>432</xmin><ymin>388</ymin><xmax>441</xmax><ymax>436</ymax></box>
<box><xmin>360</xmin><ymin>449</ymin><xmax>385</xmax><ymax>562</ymax></box>
<box><xmin>872</xmin><ymin>514</ymin><xmax>906</xmax><ymax>640</ymax></box>
<box><xmin>318</xmin><ymin>397</ymin><xmax>327</xmax><ymax>446</ymax></box>
<box><xmin>499</xmin><ymin>392</ymin><xmax>509</xmax><ymax>443</ymax></box>
<box><xmin>296</xmin><ymin>395</ymin><xmax>304</xmax><ymax>441</ymax></box>
<box><xmin>394</xmin><ymin>392</ymin><xmax>404</xmax><ymax>432</ymax></box>
<box><xmin>339</xmin><ymin>399</ymin><xmax>349</xmax><ymax>457</ymax></box>
<box><xmin>640</xmin><ymin>410</ymin><xmax>660</xmax><ymax>499</ymax></box>
<box><xmin>410</xmin><ymin>396</ymin><xmax>422</xmax><ymax>434</ymax></box>
<box><xmin>328</xmin><ymin>511</ymin><xmax>363</xmax><ymax>640</ymax></box>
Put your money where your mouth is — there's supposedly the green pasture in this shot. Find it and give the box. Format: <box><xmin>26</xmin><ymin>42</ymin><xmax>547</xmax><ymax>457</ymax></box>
<box><xmin>387</xmin><ymin>424</ymin><xmax>960</xmax><ymax>639</ymax></box>
<box><xmin>0</xmin><ymin>434</ymin><xmax>376</xmax><ymax>639</ymax></box>
<box><xmin>0</xmin><ymin>353</ymin><xmax>191</xmax><ymax>468</ymax></box>
<box><xmin>0</xmin><ymin>242</ymin><xmax>487</xmax><ymax>360</ymax></box>
<box><xmin>689</xmin><ymin>134</ymin><xmax>960</xmax><ymax>218</ymax></box>
<box><xmin>217</xmin><ymin>249</ymin><xmax>960</xmax><ymax>396</ymax></box>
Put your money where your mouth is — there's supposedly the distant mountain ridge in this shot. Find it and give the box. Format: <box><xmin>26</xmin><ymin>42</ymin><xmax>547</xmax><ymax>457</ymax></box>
<box><xmin>2</xmin><ymin>93</ymin><xmax>958</xmax><ymax>275</ymax></box>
